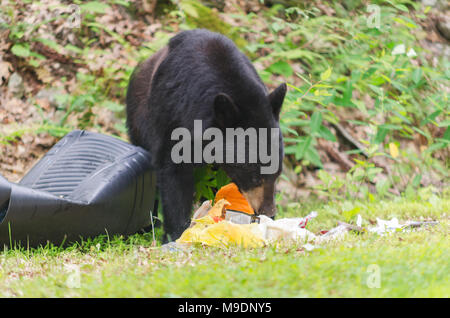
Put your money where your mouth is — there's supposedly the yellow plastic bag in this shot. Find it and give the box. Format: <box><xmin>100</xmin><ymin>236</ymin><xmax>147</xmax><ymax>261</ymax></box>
<box><xmin>177</xmin><ymin>199</ymin><xmax>265</xmax><ymax>248</ymax></box>
<box><xmin>177</xmin><ymin>221</ymin><xmax>265</xmax><ymax>248</ymax></box>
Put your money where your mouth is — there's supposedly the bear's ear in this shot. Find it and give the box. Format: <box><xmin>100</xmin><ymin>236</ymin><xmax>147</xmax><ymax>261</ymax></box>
<box><xmin>269</xmin><ymin>83</ymin><xmax>287</xmax><ymax>120</ymax></box>
<box><xmin>214</xmin><ymin>93</ymin><xmax>240</xmax><ymax>127</ymax></box>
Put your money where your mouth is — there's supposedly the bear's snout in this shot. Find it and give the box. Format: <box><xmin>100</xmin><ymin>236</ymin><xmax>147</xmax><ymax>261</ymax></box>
<box><xmin>257</xmin><ymin>202</ymin><xmax>277</xmax><ymax>218</ymax></box>
<box><xmin>242</xmin><ymin>182</ymin><xmax>277</xmax><ymax>218</ymax></box>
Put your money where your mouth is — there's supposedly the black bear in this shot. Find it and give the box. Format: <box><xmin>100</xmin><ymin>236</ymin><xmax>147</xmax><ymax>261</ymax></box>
<box><xmin>126</xmin><ymin>29</ymin><xmax>286</xmax><ymax>241</ymax></box>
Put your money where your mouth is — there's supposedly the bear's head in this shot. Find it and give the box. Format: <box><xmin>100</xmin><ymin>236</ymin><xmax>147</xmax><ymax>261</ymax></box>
<box><xmin>213</xmin><ymin>83</ymin><xmax>287</xmax><ymax>218</ymax></box>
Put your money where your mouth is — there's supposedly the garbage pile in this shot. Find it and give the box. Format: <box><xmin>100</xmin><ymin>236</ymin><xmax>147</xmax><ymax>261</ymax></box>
<box><xmin>174</xmin><ymin>183</ymin><xmax>439</xmax><ymax>249</ymax></box>
<box><xmin>177</xmin><ymin>197</ymin><xmax>318</xmax><ymax>248</ymax></box>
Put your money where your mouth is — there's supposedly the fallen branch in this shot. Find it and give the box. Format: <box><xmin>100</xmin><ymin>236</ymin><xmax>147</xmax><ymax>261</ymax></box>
<box><xmin>317</xmin><ymin>138</ymin><xmax>354</xmax><ymax>171</ymax></box>
<box><xmin>31</xmin><ymin>42</ymin><xmax>85</xmax><ymax>68</ymax></box>
<box><xmin>331</xmin><ymin>122</ymin><xmax>369</xmax><ymax>157</ymax></box>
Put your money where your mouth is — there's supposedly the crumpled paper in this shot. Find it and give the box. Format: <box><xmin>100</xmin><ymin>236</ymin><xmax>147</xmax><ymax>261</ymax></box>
<box><xmin>369</xmin><ymin>217</ymin><xmax>403</xmax><ymax>235</ymax></box>
<box><xmin>368</xmin><ymin>217</ymin><xmax>439</xmax><ymax>235</ymax></box>
<box><xmin>258</xmin><ymin>214</ymin><xmax>316</xmax><ymax>243</ymax></box>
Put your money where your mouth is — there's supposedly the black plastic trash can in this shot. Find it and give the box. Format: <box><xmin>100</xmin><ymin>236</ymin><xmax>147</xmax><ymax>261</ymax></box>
<box><xmin>0</xmin><ymin>130</ymin><xmax>156</xmax><ymax>247</ymax></box>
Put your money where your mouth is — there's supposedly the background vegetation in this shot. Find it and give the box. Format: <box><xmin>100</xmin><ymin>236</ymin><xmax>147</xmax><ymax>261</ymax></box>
<box><xmin>0</xmin><ymin>0</ymin><xmax>448</xmax><ymax>202</ymax></box>
<box><xmin>0</xmin><ymin>0</ymin><xmax>448</xmax><ymax>297</ymax></box>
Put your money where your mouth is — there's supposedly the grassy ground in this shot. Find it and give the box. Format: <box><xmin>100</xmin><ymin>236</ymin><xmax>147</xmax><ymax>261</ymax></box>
<box><xmin>1</xmin><ymin>195</ymin><xmax>448</xmax><ymax>298</ymax></box>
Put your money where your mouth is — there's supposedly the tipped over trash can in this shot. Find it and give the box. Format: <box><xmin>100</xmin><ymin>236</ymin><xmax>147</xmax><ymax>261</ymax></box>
<box><xmin>0</xmin><ymin>130</ymin><xmax>156</xmax><ymax>247</ymax></box>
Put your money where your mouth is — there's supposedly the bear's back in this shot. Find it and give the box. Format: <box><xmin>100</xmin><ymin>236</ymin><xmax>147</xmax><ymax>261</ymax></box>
<box><xmin>133</xmin><ymin>29</ymin><xmax>273</xmax><ymax>167</ymax></box>
<box><xmin>167</xmin><ymin>30</ymin><xmax>263</xmax><ymax>90</ymax></box>
<box><xmin>152</xmin><ymin>30</ymin><xmax>267</xmax><ymax>117</ymax></box>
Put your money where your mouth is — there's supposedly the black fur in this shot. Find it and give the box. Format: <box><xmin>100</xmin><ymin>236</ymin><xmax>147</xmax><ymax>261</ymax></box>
<box><xmin>126</xmin><ymin>29</ymin><xmax>286</xmax><ymax>241</ymax></box>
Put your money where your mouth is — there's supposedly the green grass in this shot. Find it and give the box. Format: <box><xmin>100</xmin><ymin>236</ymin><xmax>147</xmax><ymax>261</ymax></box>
<box><xmin>1</xmin><ymin>195</ymin><xmax>448</xmax><ymax>297</ymax></box>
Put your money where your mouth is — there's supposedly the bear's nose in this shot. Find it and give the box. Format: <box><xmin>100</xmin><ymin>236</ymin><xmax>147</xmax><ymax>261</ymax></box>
<box><xmin>256</xmin><ymin>205</ymin><xmax>277</xmax><ymax>218</ymax></box>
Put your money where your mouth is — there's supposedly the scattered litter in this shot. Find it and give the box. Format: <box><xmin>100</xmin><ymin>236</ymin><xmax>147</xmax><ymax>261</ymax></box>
<box><xmin>356</xmin><ymin>214</ymin><xmax>362</xmax><ymax>227</ymax></box>
<box><xmin>392</xmin><ymin>44</ymin><xmax>406</xmax><ymax>55</ymax></box>
<box><xmin>177</xmin><ymin>198</ymin><xmax>317</xmax><ymax>248</ymax></box>
<box><xmin>177</xmin><ymin>198</ymin><xmax>265</xmax><ymax>248</ymax></box>
<box><xmin>225</xmin><ymin>210</ymin><xmax>253</xmax><ymax>224</ymax></box>
<box><xmin>368</xmin><ymin>218</ymin><xmax>439</xmax><ymax>235</ymax></box>
<box><xmin>258</xmin><ymin>215</ymin><xmax>316</xmax><ymax>243</ymax></box>
<box><xmin>298</xmin><ymin>211</ymin><xmax>318</xmax><ymax>228</ymax></box>
<box><xmin>177</xmin><ymin>215</ymin><xmax>265</xmax><ymax>249</ymax></box>
<box><xmin>214</xmin><ymin>183</ymin><xmax>254</xmax><ymax>215</ymax></box>
<box><xmin>404</xmin><ymin>221</ymin><xmax>439</xmax><ymax>228</ymax></box>
<box><xmin>172</xmin><ymin>211</ymin><xmax>440</xmax><ymax>249</ymax></box>
<box><xmin>168</xmin><ymin>184</ymin><xmax>440</xmax><ymax>250</ymax></box>
<box><xmin>337</xmin><ymin>221</ymin><xmax>365</xmax><ymax>233</ymax></box>
<box><xmin>303</xmin><ymin>243</ymin><xmax>316</xmax><ymax>251</ymax></box>
<box><xmin>317</xmin><ymin>224</ymin><xmax>350</xmax><ymax>242</ymax></box>
<box><xmin>160</xmin><ymin>241</ymin><xmax>188</xmax><ymax>253</ymax></box>
<box><xmin>407</xmin><ymin>48</ymin><xmax>417</xmax><ymax>58</ymax></box>
<box><xmin>369</xmin><ymin>217</ymin><xmax>402</xmax><ymax>235</ymax></box>
<box><xmin>190</xmin><ymin>200</ymin><xmax>212</xmax><ymax>226</ymax></box>
<box><xmin>316</xmin><ymin>220</ymin><xmax>365</xmax><ymax>243</ymax></box>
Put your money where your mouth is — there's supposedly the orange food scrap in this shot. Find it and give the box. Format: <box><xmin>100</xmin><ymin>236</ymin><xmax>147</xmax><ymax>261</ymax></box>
<box><xmin>214</xmin><ymin>183</ymin><xmax>254</xmax><ymax>215</ymax></box>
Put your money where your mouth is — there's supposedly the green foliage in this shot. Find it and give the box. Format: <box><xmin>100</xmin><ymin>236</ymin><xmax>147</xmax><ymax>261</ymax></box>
<box><xmin>177</xmin><ymin>0</ymin><xmax>247</xmax><ymax>49</ymax></box>
<box><xmin>252</xmin><ymin>1</ymin><xmax>449</xmax><ymax>198</ymax></box>
<box><xmin>194</xmin><ymin>166</ymin><xmax>230</xmax><ymax>201</ymax></box>
<box><xmin>1</xmin><ymin>0</ymin><xmax>447</xmax><ymax>203</ymax></box>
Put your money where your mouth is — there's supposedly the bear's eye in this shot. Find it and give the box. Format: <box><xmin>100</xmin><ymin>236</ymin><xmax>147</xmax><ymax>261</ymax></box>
<box><xmin>251</xmin><ymin>176</ymin><xmax>262</xmax><ymax>186</ymax></box>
